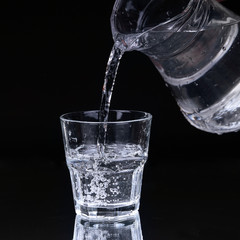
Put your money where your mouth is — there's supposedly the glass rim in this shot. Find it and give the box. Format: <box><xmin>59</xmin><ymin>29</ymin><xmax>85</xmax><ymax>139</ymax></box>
<box><xmin>60</xmin><ymin>110</ymin><xmax>152</xmax><ymax>124</ymax></box>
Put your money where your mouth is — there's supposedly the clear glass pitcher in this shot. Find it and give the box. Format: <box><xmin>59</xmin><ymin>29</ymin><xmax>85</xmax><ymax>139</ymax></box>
<box><xmin>111</xmin><ymin>0</ymin><xmax>240</xmax><ymax>134</ymax></box>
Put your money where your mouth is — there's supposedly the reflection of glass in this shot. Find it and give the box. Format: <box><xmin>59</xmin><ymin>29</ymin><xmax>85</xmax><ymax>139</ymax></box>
<box><xmin>73</xmin><ymin>212</ymin><xmax>143</xmax><ymax>240</ymax></box>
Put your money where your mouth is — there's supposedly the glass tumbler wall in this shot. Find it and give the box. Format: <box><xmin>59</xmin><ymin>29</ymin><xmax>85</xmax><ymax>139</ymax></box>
<box><xmin>60</xmin><ymin>110</ymin><xmax>152</xmax><ymax>219</ymax></box>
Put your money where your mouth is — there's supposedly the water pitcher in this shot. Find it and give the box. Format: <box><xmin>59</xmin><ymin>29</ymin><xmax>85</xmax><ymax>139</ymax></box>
<box><xmin>111</xmin><ymin>0</ymin><xmax>240</xmax><ymax>134</ymax></box>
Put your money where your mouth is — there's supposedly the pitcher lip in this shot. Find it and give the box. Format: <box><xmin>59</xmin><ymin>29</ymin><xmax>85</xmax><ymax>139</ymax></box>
<box><xmin>111</xmin><ymin>0</ymin><xmax>240</xmax><ymax>40</ymax></box>
<box><xmin>60</xmin><ymin>110</ymin><xmax>152</xmax><ymax>124</ymax></box>
<box><xmin>111</xmin><ymin>0</ymin><xmax>197</xmax><ymax>38</ymax></box>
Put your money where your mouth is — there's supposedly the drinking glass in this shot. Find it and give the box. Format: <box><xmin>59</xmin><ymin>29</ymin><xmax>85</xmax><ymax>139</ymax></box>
<box><xmin>60</xmin><ymin>110</ymin><xmax>152</xmax><ymax>219</ymax></box>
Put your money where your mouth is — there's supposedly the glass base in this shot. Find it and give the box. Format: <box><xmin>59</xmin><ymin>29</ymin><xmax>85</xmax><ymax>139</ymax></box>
<box><xmin>75</xmin><ymin>202</ymin><xmax>140</xmax><ymax>220</ymax></box>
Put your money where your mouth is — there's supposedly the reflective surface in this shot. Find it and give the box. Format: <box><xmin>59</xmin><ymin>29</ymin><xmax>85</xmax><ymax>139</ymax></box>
<box><xmin>1</xmin><ymin>157</ymin><xmax>240</xmax><ymax>239</ymax></box>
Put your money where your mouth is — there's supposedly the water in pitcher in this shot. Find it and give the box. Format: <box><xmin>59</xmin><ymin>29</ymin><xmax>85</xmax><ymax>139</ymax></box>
<box><xmin>143</xmin><ymin>24</ymin><xmax>240</xmax><ymax>134</ymax></box>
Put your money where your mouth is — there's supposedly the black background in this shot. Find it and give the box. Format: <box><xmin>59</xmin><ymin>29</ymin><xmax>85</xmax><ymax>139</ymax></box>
<box><xmin>1</xmin><ymin>0</ymin><xmax>240</xmax><ymax>162</ymax></box>
<box><xmin>1</xmin><ymin>1</ymin><xmax>240</xmax><ymax>239</ymax></box>
<box><xmin>1</xmin><ymin>0</ymin><xmax>239</xmax><ymax>162</ymax></box>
